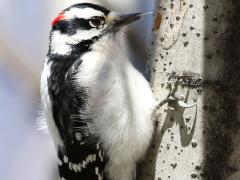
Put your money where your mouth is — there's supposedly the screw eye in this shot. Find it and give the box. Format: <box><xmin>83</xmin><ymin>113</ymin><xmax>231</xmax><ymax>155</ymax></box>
<box><xmin>89</xmin><ymin>18</ymin><xmax>104</xmax><ymax>28</ymax></box>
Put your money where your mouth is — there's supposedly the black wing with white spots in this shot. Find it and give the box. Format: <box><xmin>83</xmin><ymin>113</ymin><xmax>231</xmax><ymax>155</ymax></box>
<box><xmin>47</xmin><ymin>46</ymin><xmax>108</xmax><ymax>180</ymax></box>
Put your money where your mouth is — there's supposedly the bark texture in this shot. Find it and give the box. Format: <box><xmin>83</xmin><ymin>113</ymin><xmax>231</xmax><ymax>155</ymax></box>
<box><xmin>137</xmin><ymin>0</ymin><xmax>240</xmax><ymax>179</ymax></box>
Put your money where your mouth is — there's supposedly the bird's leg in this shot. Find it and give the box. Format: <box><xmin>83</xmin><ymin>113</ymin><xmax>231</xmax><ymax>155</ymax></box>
<box><xmin>152</xmin><ymin>74</ymin><xmax>179</xmax><ymax>115</ymax></box>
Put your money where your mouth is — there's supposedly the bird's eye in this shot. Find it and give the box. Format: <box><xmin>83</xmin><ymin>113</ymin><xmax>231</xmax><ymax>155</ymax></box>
<box><xmin>89</xmin><ymin>18</ymin><xmax>104</xmax><ymax>28</ymax></box>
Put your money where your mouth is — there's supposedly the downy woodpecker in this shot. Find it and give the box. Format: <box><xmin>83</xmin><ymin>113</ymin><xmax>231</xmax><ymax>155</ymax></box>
<box><xmin>41</xmin><ymin>3</ymin><xmax>156</xmax><ymax>180</ymax></box>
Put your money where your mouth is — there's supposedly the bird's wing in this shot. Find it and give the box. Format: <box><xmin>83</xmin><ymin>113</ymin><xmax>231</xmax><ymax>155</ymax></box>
<box><xmin>47</xmin><ymin>55</ymin><xmax>107</xmax><ymax>179</ymax></box>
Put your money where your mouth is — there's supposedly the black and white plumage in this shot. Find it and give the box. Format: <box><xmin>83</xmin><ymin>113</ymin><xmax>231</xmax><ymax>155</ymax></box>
<box><xmin>41</xmin><ymin>3</ymin><xmax>156</xmax><ymax>180</ymax></box>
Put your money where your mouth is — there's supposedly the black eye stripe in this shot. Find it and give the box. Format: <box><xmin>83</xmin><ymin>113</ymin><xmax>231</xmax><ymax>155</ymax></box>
<box><xmin>73</xmin><ymin>18</ymin><xmax>92</xmax><ymax>29</ymax></box>
<box><xmin>53</xmin><ymin>18</ymin><xmax>96</xmax><ymax>35</ymax></box>
<box><xmin>52</xmin><ymin>16</ymin><xmax>107</xmax><ymax>35</ymax></box>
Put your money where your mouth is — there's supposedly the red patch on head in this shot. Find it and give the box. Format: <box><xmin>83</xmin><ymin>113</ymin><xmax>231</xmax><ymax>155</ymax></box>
<box><xmin>51</xmin><ymin>12</ymin><xmax>66</xmax><ymax>26</ymax></box>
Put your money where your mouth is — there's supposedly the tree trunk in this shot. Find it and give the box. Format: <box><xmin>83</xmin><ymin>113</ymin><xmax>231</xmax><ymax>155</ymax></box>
<box><xmin>137</xmin><ymin>0</ymin><xmax>240</xmax><ymax>179</ymax></box>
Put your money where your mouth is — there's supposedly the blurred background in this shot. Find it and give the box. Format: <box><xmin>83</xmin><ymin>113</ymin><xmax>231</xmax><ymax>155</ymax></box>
<box><xmin>0</xmin><ymin>0</ymin><xmax>154</xmax><ymax>180</ymax></box>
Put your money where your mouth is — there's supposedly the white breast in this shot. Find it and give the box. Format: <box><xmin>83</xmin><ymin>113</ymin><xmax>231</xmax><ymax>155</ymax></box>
<box><xmin>75</xmin><ymin>42</ymin><xmax>156</xmax><ymax>179</ymax></box>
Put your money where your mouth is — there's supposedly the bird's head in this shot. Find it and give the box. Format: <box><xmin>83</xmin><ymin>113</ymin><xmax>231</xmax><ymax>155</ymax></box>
<box><xmin>49</xmin><ymin>3</ymin><xmax>147</xmax><ymax>55</ymax></box>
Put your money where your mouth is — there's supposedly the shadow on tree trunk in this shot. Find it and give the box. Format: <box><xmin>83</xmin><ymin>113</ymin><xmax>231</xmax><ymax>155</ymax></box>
<box><xmin>202</xmin><ymin>0</ymin><xmax>240</xmax><ymax>179</ymax></box>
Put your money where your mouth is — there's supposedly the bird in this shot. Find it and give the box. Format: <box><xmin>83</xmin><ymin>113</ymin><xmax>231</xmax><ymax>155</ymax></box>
<box><xmin>40</xmin><ymin>3</ymin><xmax>156</xmax><ymax>180</ymax></box>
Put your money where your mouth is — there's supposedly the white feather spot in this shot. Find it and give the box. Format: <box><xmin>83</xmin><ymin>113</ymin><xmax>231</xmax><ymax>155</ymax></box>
<box><xmin>75</xmin><ymin>132</ymin><xmax>82</xmax><ymax>141</ymax></box>
<box><xmin>68</xmin><ymin>162</ymin><xmax>73</xmax><ymax>171</ymax></box>
<box><xmin>63</xmin><ymin>155</ymin><xmax>69</xmax><ymax>163</ymax></box>
<box><xmin>57</xmin><ymin>157</ymin><xmax>63</xmax><ymax>166</ymax></box>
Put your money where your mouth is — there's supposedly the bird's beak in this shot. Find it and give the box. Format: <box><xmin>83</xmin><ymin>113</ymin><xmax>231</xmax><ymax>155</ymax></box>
<box><xmin>106</xmin><ymin>12</ymin><xmax>150</xmax><ymax>27</ymax></box>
